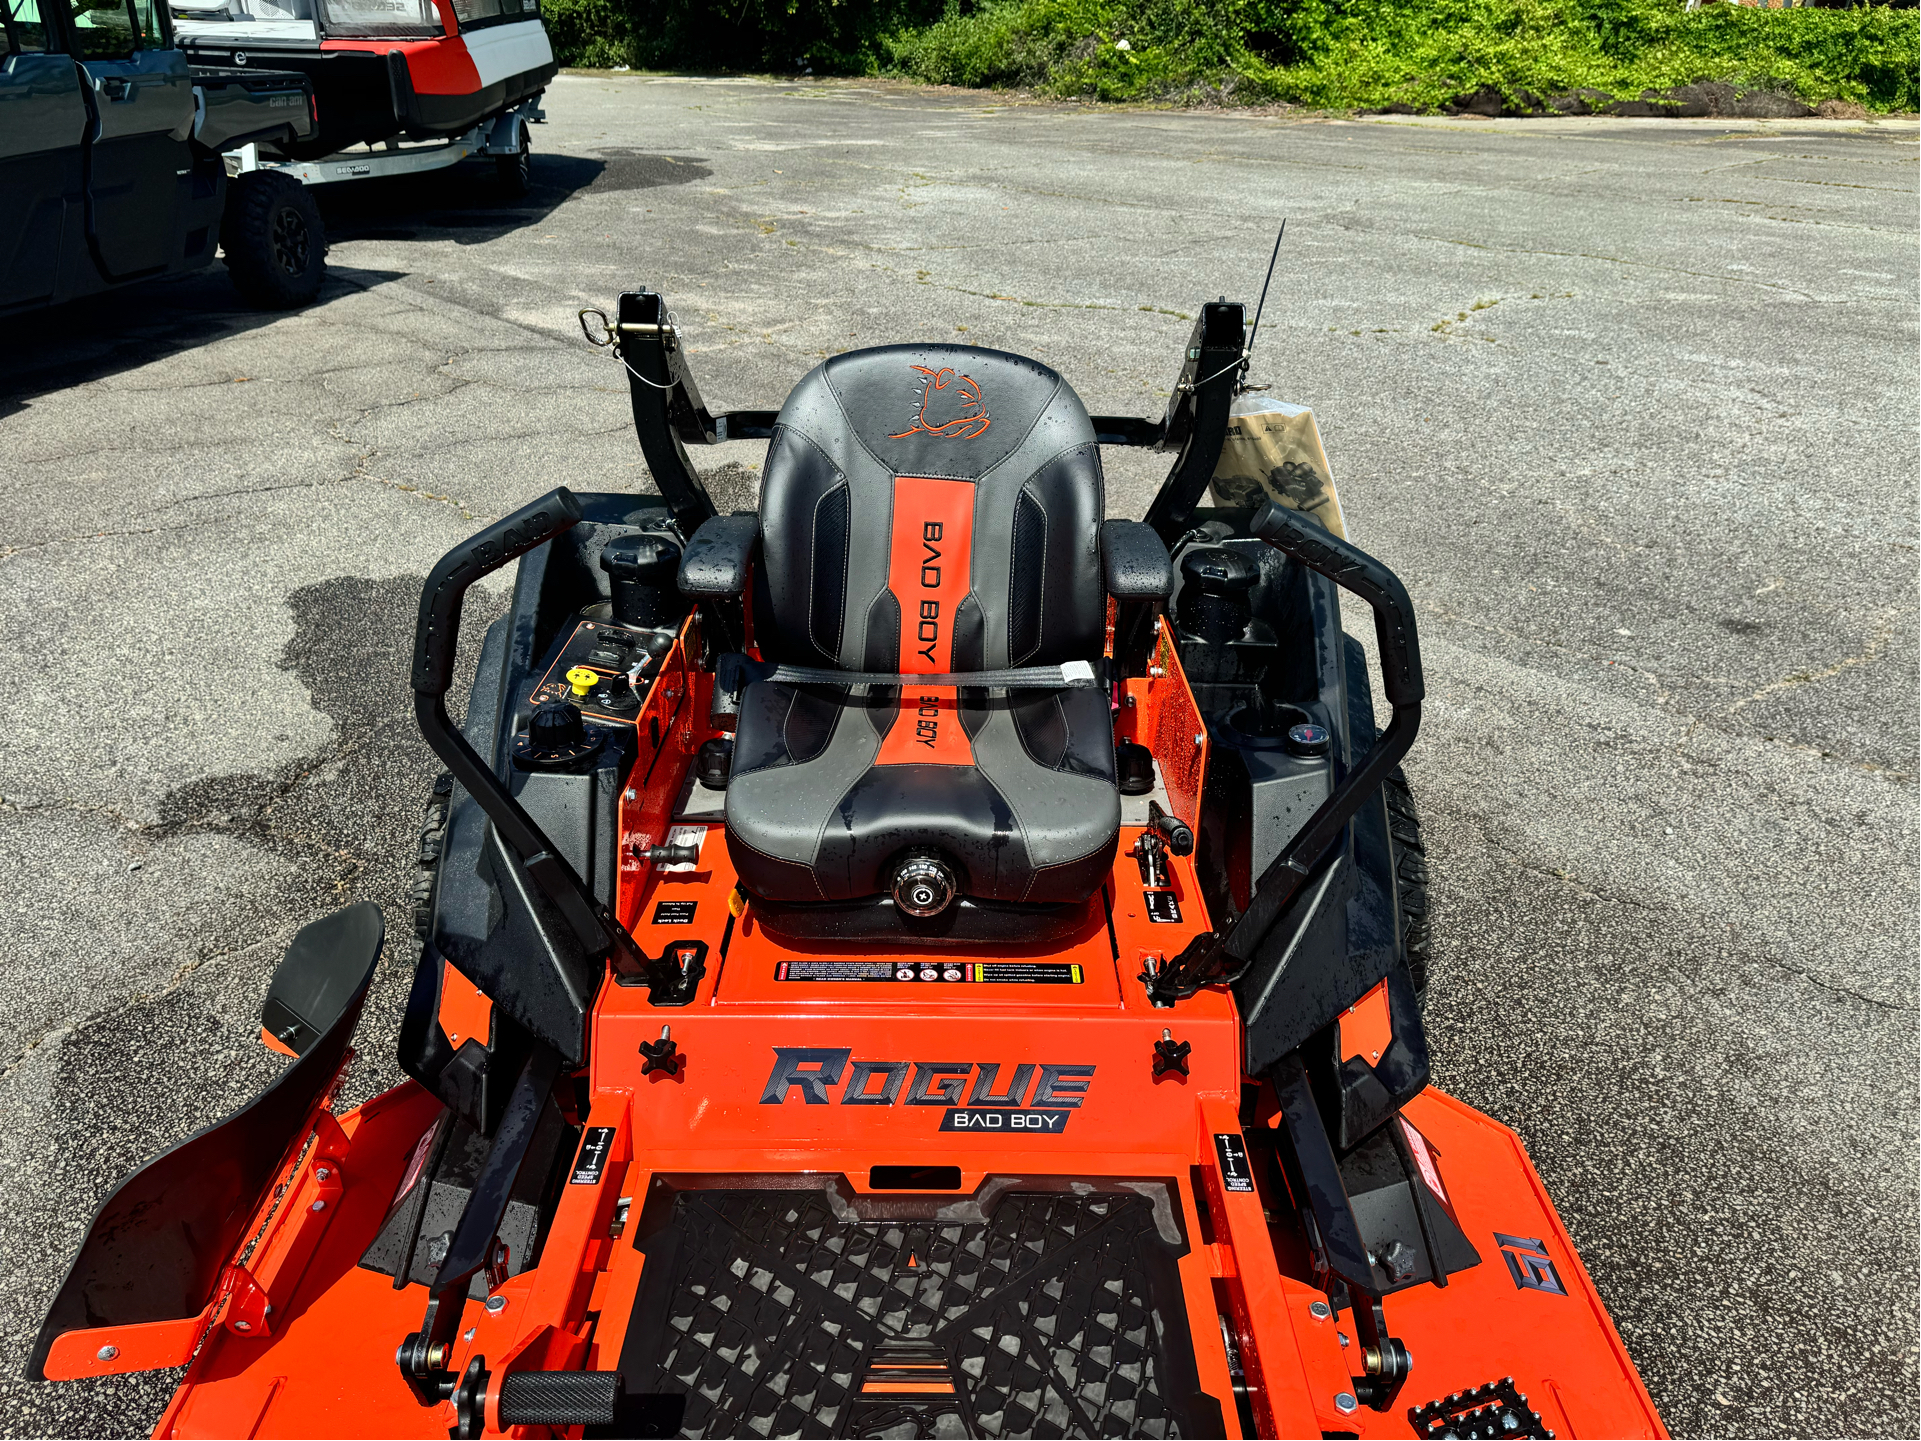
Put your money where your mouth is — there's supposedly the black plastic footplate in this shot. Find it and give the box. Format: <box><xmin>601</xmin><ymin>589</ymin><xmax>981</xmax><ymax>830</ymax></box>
<box><xmin>601</xmin><ymin>1181</ymin><xmax>1226</xmax><ymax>1439</ymax></box>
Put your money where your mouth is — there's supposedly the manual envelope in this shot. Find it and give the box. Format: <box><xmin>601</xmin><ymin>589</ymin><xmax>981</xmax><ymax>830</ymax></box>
<box><xmin>1207</xmin><ymin>395</ymin><xmax>1347</xmax><ymax>539</ymax></box>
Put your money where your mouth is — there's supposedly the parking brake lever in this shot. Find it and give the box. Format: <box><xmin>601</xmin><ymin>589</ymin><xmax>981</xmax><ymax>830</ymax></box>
<box><xmin>1147</xmin><ymin>800</ymin><xmax>1194</xmax><ymax>855</ymax></box>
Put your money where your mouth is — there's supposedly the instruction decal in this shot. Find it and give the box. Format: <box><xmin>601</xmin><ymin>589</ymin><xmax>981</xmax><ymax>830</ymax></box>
<box><xmin>1214</xmin><ymin>1132</ymin><xmax>1255</xmax><ymax>1193</ymax></box>
<box><xmin>570</xmin><ymin>1126</ymin><xmax>617</xmax><ymax>1185</ymax></box>
<box><xmin>1144</xmin><ymin>890</ymin><xmax>1183</xmax><ymax>923</ymax></box>
<box><xmin>775</xmin><ymin>960</ymin><xmax>1083</xmax><ymax>984</ymax></box>
<box><xmin>652</xmin><ymin>901</ymin><xmax>698</xmax><ymax>925</ymax></box>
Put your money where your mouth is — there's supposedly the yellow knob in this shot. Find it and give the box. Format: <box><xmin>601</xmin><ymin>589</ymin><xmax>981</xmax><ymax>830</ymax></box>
<box><xmin>565</xmin><ymin>666</ymin><xmax>599</xmax><ymax>697</ymax></box>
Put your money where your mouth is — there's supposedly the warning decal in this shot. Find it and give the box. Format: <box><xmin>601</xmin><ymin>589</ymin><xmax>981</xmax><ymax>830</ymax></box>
<box><xmin>776</xmin><ymin>960</ymin><xmax>1084</xmax><ymax>984</ymax></box>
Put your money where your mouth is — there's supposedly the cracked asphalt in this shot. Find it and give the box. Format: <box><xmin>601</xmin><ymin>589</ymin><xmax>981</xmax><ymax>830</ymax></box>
<box><xmin>0</xmin><ymin>76</ymin><xmax>1914</xmax><ymax>1439</ymax></box>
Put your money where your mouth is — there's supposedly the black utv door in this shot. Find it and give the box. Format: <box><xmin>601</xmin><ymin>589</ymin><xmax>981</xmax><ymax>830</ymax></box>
<box><xmin>61</xmin><ymin>0</ymin><xmax>194</xmax><ymax>277</ymax></box>
<box><xmin>0</xmin><ymin>0</ymin><xmax>87</xmax><ymax>309</ymax></box>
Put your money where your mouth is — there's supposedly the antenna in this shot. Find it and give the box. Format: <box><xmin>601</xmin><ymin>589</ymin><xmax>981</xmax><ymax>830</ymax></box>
<box><xmin>1244</xmin><ymin>218</ymin><xmax>1287</xmax><ymax>359</ymax></box>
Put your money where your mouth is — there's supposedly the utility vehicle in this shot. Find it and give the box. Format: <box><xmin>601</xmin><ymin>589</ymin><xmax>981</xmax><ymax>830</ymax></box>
<box><xmin>1</xmin><ymin>0</ymin><xmax>326</xmax><ymax>311</ymax></box>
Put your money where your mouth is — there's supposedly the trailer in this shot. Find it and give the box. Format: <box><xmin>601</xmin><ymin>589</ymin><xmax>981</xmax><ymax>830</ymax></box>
<box><xmin>171</xmin><ymin>0</ymin><xmax>557</xmax><ymax>194</ymax></box>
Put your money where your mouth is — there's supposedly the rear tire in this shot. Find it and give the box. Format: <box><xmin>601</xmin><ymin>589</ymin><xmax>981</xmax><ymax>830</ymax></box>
<box><xmin>411</xmin><ymin>773</ymin><xmax>454</xmax><ymax>953</ymax></box>
<box><xmin>1384</xmin><ymin>766</ymin><xmax>1430</xmax><ymax>1002</ymax></box>
<box><xmin>221</xmin><ymin>170</ymin><xmax>326</xmax><ymax>309</ymax></box>
<box><xmin>494</xmin><ymin>128</ymin><xmax>531</xmax><ymax>199</ymax></box>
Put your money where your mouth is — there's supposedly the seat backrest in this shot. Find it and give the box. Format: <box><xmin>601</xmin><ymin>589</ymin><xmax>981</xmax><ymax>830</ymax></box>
<box><xmin>754</xmin><ymin>345</ymin><xmax>1104</xmax><ymax>674</ymax></box>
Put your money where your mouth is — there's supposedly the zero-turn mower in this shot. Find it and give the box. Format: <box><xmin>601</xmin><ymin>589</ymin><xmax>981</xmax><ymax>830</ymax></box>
<box><xmin>29</xmin><ymin>288</ymin><xmax>1666</xmax><ymax>1440</ymax></box>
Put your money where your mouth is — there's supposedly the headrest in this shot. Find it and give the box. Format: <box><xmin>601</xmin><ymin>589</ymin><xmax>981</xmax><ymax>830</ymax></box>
<box><xmin>775</xmin><ymin>344</ymin><xmax>1094</xmax><ymax>481</ymax></box>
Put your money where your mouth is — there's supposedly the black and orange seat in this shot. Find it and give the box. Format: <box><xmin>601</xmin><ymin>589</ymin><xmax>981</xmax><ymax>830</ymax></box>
<box><xmin>681</xmin><ymin>344</ymin><xmax>1168</xmax><ymax>943</ymax></box>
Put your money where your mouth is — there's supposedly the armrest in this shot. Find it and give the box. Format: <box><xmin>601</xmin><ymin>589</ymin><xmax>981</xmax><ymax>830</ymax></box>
<box><xmin>1102</xmin><ymin>519</ymin><xmax>1173</xmax><ymax>599</ymax></box>
<box><xmin>678</xmin><ymin>513</ymin><xmax>760</xmax><ymax>598</ymax></box>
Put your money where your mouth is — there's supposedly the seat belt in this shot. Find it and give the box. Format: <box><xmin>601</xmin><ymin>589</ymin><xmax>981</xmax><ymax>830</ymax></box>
<box><xmin>767</xmin><ymin>659</ymin><xmax>1101</xmax><ymax>690</ymax></box>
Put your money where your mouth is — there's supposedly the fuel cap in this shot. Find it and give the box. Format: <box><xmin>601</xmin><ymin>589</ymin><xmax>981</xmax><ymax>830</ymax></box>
<box><xmin>514</xmin><ymin>701</ymin><xmax>603</xmax><ymax>771</ymax></box>
<box><xmin>530</xmin><ymin>701</ymin><xmax>586</xmax><ymax>749</ymax></box>
<box><xmin>1286</xmin><ymin>722</ymin><xmax>1331</xmax><ymax>756</ymax></box>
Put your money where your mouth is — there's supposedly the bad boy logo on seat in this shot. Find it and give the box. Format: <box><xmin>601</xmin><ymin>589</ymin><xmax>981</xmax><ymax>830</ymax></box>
<box><xmin>890</xmin><ymin>366</ymin><xmax>990</xmax><ymax>440</ymax></box>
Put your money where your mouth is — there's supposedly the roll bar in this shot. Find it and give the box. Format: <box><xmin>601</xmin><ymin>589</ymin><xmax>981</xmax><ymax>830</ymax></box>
<box><xmin>608</xmin><ymin>287</ymin><xmax>1245</xmax><ymax>546</ymax></box>
<box><xmin>410</xmin><ymin>486</ymin><xmax>644</xmax><ymax>981</ymax></box>
<box><xmin>1146</xmin><ymin>502</ymin><xmax>1425</xmax><ymax>1004</ymax></box>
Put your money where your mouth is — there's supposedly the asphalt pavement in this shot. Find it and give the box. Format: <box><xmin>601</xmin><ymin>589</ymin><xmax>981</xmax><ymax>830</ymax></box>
<box><xmin>0</xmin><ymin>76</ymin><xmax>1914</xmax><ymax>1438</ymax></box>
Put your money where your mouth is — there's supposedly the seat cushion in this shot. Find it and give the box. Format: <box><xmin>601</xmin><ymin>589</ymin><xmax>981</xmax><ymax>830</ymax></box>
<box><xmin>725</xmin><ymin>680</ymin><xmax>1121</xmax><ymax>905</ymax></box>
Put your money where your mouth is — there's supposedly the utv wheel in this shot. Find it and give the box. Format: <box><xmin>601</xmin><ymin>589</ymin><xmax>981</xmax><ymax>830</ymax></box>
<box><xmin>221</xmin><ymin>170</ymin><xmax>326</xmax><ymax>309</ymax></box>
<box><xmin>494</xmin><ymin>128</ymin><xmax>531</xmax><ymax>199</ymax></box>
<box><xmin>1384</xmin><ymin>765</ymin><xmax>1430</xmax><ymax>1002</ymax></box>
<box><xmin>412</xmin><ymin>772</ymin><xmax>454</xmax><ymax>951</ymax></box>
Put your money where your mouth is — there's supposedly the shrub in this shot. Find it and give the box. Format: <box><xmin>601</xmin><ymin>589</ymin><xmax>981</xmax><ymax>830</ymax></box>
<box><xmin>544</xmin><ymin>0</ymin><xmax>1920</xmax><ymax>114</ymax></box>
<box><xmin>544</xmin><ymin>0</ymin><xmax>949</xmax><ymax>74</ymax></box>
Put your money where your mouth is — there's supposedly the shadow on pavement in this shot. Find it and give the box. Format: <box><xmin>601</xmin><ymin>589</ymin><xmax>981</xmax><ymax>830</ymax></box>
<box><xmin>0</xmin><ymin>264</ymin><xmax>404</xmax><ymax>422</ymax></box>
<box><xmin>0</xmin><ymin>148</ymin><xmax>712</xmax><ymax>416</ymax></box>
<box><xmin>316</xmin><ymin>150</ymin><xmax>711</xmax><ymax>243</ymax></box>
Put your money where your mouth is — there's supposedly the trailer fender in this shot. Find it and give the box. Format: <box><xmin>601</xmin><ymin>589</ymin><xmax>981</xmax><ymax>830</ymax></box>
<box><xmin>482</xmin><ymin>106</ymin><xmax>524</xmax><ymax>156</ymax></box>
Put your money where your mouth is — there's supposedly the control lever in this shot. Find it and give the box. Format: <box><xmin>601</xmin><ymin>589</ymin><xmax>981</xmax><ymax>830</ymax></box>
<box><xmin>410</xmin><ymin>487</ymin><xmax>645</xmax><ymax>987</ymax></box>
<box><xmin>1132</xmin><ymin>801</ymin><xmax>1194</xmax><ymax>889</ymax></box>
<box><xmin>1131</xmin><ymin>832</ymin><xmax>1169</xmax><ymax>888</ymax></box>
<box><xmin>1147</xmin><ymin>800</ymin><xmax>1194</xmax><ymax>855</ymax></box>
<box><xmin>397</xmin><ymin>1045</ymin><xmax>562</xmax><ymax>1407</ymax></box>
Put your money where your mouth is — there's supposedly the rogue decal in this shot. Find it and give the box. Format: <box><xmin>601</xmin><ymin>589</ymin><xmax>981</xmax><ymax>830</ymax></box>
<box><xmin>759</xmin><ymin>1049</ymin><xmax>1092</xmax><ymax>1134</ymax></box>
<box><xmin>889</xmin><ymin>365</ymin><xmax>991</xmax><ymax>440</ymax></box>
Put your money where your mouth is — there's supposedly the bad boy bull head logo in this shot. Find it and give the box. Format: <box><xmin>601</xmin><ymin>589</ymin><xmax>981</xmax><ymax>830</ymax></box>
<box><xmin>889</xmin><ymin>366</ymin><xmax>991</xmax><ymax>441</ymax></box>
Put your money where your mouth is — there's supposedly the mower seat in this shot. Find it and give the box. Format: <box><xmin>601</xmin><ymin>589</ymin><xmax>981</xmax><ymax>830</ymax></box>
<box><xmin>717</xmin><ymin>345</ymin><xmax>1127</xmax><ymax>943</ymax></box>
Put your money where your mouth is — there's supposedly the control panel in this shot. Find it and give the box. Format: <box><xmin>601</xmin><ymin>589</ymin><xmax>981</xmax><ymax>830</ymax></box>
<box><xmin>527</xmin><ymin>621</ymin><xmax>676</xmax><ymax>726</ymax></box>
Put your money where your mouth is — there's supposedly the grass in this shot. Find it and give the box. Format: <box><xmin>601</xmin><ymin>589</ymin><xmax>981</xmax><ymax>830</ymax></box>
<box><xmin>542</xmin><ymin>0</ymin><xmax>1921</xmax><ymax>114</ymax></box>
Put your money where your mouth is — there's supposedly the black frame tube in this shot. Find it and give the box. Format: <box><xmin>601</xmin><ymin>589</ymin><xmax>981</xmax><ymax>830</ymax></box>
<box><xmin>615</xmin><ymin>288</ymin><xmax>722</xmax><ymax>539</ymax></box>
<box><xmin>1141</xmin><ymin>301</ymin><xmax>1247</xmax><ymax>544</ymax></box>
